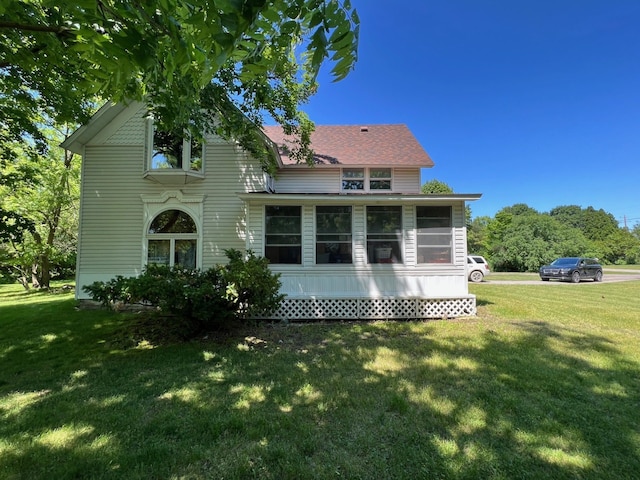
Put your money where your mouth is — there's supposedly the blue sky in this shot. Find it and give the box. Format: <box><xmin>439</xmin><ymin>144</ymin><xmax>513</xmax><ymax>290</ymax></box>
<box><xmin>301</xmin><ymin>1</ymin><xmax>640</xmax><ymax>227</ymax></box>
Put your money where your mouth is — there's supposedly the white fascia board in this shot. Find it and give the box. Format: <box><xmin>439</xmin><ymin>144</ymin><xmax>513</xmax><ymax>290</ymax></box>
<box><xmin>237</xmin><ymin>193</ymin><xmax>482</xmax><ymax>204</ymax></box>
<box><xmin>60</xmin><ymin>101</ymin><xmax>137</xmax><ymax>153</ymax></box>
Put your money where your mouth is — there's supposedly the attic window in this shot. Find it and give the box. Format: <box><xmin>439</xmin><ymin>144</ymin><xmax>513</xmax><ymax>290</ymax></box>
<box><xmin>360</xmin><ymin>126</ymin><xmax>369</xmax><ymax>132</ymax></box>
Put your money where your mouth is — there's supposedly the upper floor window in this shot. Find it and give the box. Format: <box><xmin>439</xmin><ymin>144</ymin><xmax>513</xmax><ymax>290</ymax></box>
<box><xmin>147</xmin><ymin>209</ymin><xmax>198</xmax><ymax>269</ymax></box>
<box><xmin>366</xmin><ymin>206</ymin><xmax>403</xmax><ymax>264</ymax></box>
<box><xmin>145</xmin><ymin>117</ymin><xmax>204</xmax><ymax>176</ymax></box>
<box><xmin>265</xmin><ymin>205</ymin><xmax>301</xmax><ymax>264</ymax></box>
<box><xmin>369</xmin><ymin>168</ymin><xmax>392</xmax><ymax>190</ymax></box>
<box><xmin>342</xmin><ymin>168</ymin><xmax>392</xmax><ymax>192</ymax></box>
<box><xmin>316</xmin><ymin>206</ymin><xmax>353</xmax><ymax>264</ymax></box>
<box><xmin>416</xmin><ymin>206</ymin><xmax>452</xmax><ymax>264</ymax></box>
<box><xmin>151</xmin><ymin>127</ymin><xmax>203</xmax><ymax>172</ymax></box>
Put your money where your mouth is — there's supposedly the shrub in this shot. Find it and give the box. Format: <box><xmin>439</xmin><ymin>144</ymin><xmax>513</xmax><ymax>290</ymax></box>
<box><xmin>83</xmin><ymin>249</ymin><xmax>284</xmax><ymax>332</ymax></box>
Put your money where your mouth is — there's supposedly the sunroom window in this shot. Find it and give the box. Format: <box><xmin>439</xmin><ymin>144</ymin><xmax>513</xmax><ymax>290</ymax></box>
<box><xmin>316</xmin><ymin>206</ymin><xmax>353</xmax><ymax>264</ymax></box>
<box><xmin>265</xmin><ymin>206</ymin><xmax>301</xmax><ymax>264</ymax></box>
<box><xmin>366</xmin><ymin>206</ymin><xmax>403</xmax><ymax>263</ymax></box>
<box><xmin>147</xmin><ymin>209</ymin><xmax>197</xmax><ymax>269</ymax></box>
<box><xmin>416</xmin><ymin>206</ymin><xmax>452</xmax><ymax>263</ymax></box>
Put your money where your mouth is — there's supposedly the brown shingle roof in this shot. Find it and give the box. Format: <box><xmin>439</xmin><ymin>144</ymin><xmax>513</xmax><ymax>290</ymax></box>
<box><xmin>262</xmin><ymin>124</ymin><xmax>434</xmax><ymax>167</ymax></box>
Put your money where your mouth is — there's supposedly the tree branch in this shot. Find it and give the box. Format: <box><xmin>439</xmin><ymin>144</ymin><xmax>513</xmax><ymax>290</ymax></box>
<box><xmin>0</xmin><ymin>21</ymin><xmax>70</xmax><ymax>35</ymax></box>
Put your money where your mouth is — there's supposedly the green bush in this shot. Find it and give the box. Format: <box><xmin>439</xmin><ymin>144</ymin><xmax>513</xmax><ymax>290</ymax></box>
<box><xmin>83</xmin><ymin>249</ymin><xmax>284</xmax><ymax>332</ymax></box>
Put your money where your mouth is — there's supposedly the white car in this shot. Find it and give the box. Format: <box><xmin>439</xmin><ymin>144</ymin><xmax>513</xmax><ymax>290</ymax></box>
<box><xmin>467</xmin><ymin>255</ymin><xmax>490</xmax><ymax>282</ymax></box>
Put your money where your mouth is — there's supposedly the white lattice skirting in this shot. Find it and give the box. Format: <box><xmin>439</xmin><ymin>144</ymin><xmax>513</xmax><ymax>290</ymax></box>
<box><xmin>262</xmin><ymin>297</ymin><xmax>476</xmax><ymax>321</ymax></box>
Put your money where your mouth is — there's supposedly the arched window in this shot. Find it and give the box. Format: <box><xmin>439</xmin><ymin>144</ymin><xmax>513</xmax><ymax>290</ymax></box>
<box><xmin>147</xmin><ymin>209</ymin><xmax>197</xmax><ymax>269</ymax></box>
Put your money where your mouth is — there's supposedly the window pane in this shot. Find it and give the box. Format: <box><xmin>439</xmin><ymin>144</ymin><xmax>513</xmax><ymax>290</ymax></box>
<box><xmin>342</xmin><ymin>168</ymin><xmax>364</xmax><ymax>178</ymax></box>
<box><xmin>367</xmin><ymin>206</ymin><xmax>402</xmax><ymax>263</ymax></box>
<box><xmin>417</xmin><ymin>206</ymin><xmax>452</xmax><ymax>228</ymax></box>
<box><xmin>367</xmin><ymin>206</ymin><xmax>402</xmax><ymax>233</ymax></box>
<box><xmin>417</xmin><ymin>206</ymin><xmax>452</xmax><ymax>264</ymax></box>
<box><xmin>265</xmin><ymin>246</ymin><xmax>301</xmax><ymax>264</ymax></box>
<box><xmin>342</xmin><ymin>179</ymin><xmax>364</xmax><ymax>190</ymax></box>
<box><xmin>342</xmin><ymin>168</ymin><xmax>364</xmax><ymax>191</ymax></box>
<box><xmin>265</xmin><ymin>206</ymin><xmax>301</xmax><ymax>264</ymax></box>
<box><xmin>190</xmin><ymin>138</ymin><xmax>203</xmax><ymax>172</ymax></box>
<box><xmin>266</xmin><ymin>206</ymin><xmax>301</xmax><ymax>233</ymax></box>
<box><xmin>152</xmin><ymin>129</ymin><xmax>183</xmax><ymax>169</ymax></box>
<box><xmin>175</xmin><ymin>239</ymin><xmax>197</xmax><ymax>269</ymax></box>
<box><xmin>317</xmin><ymin>242</ymin><xmax>352</xmax><ymax>264</ymax></box>
<box><xmin>370</xmin><ymin>180</ymin><xmax>391</xmax><ymax>190</ymax></box>
<box><xmin>316</xmin><ymin>206</ymin><xmax>352</xmax><ymax>264</ymax></box>
<box><xmin>317</xmin><ymin>206</ymin><xmax>351</xmax><ymax>234</ymax></box>
<box><xmin>370</xmin><ymin>168</ymin><xmax>391</xmax><ymax>178</ymax></box>
<box><xmin>149</xmin><ymin>210</ymin><xmax>197</xmax><ymax>233</ymax></box>
<box><xmin>148</xmin><ymin>240</ymin><xmax>170</xmax><ymax>265</ymax></box>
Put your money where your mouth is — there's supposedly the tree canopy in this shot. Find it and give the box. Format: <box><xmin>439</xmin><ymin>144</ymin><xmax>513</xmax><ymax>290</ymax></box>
<box><xmin>479</xmin><ymin>203</ymin><xmax>639</xmax><ymax>270</ymax></box>
<box><xmin>1</xmin><ymin>0</ymin><xmax>359</xmax><ymax>166</ymax></box>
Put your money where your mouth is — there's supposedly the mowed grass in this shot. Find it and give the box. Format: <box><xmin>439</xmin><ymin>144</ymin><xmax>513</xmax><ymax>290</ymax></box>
<box><xmin>1</xmin><ymin>281</ymin><xmax>639</xmax><ymax>479</ymax></box>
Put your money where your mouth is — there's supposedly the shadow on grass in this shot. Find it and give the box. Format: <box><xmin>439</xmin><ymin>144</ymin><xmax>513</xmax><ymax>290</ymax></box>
<box><xmin>1</xmin><ymin>293</ymin><xmax>639</xmax><ymax>479</ymax></box>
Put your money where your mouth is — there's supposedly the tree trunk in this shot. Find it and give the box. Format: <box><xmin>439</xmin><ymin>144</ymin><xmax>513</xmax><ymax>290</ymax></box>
<box><xmin>31</xmin><ymin>264</ymin><xmax>41</xmax><ymax>288</ymax></box>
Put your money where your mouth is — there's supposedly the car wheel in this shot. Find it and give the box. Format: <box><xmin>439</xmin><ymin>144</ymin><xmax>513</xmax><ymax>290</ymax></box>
<box><xmin>571</xmin><ymin>271</ymin><xmax>581</xmax><ymax>283</ymax></box>
<box><xmin>594</xmin><ymin>270</ymin><xmax>603</xmax><ymax>282</ymax></box>
<box><xmin>469</xmin><ymin>270</ymin><xmax>484</xmax><ymax>283</ymax></box>
<box><xmin>541</xmin><ymin>278</ymin><xmax>549</xmax><ymax>282</ymax></box>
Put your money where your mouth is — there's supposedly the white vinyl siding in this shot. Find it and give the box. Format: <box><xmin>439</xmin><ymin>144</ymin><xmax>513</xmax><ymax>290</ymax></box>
<box><xmin>274</xmin><ymin>167</ymin><xmax>422</xmax><ymax>194</ymax></box>
<box><xmin>273</xmin><ymin>168</ymin><xmax>339</xmax><ymax>193</ymax></box>
<box><xmin>76</xmin><ymin>118</ymin><xmax>265</xmax><ymax>298</ymax></box>
<box><xmin>241</xmin><ymin>198</ymin><xmax>471</xmax><ymax>300</ymax></box>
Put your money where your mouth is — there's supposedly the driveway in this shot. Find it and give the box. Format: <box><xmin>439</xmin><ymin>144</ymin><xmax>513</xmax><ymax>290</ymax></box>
<box><xmin>482</xmin><ymin>269</ymin><xmax>640</xmax><ymax>285</ymax></box>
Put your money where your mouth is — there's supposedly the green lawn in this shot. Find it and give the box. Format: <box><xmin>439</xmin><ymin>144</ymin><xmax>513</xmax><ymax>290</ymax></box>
<box><xmin>1</xmin><ymin>281</ymin><xmax>639</xmax><ymax>479</ymax></box>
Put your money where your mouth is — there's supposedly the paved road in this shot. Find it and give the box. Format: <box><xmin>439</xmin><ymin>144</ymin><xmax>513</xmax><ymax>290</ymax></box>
<box><xmin>482</xmin><ymin>269</ymin><xmax>640</xmax><ymax>285</ymax></box>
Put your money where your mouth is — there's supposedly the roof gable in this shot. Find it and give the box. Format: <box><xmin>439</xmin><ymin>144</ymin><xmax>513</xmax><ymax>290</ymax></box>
<box><xmin>262</xmin><ymin>124</ymin><xmax>434</xmax><ymax>168</ymax></box>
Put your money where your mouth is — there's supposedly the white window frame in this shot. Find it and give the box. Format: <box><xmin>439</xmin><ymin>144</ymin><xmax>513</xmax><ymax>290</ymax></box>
<box><xmin>264</xmin><ymin>205</ymin><xmax>302</xmax><ymax>264</ymax></box>
<box><xmin>147</xmin><ymin>223</ymin><xmax>199</xmax><ymax>269</ymax></box>
<box><xmin>141</xmin><ymin>191</ymin><xmax>204</xmax><ymax>269</ymax></box>
<box><xmin>366</xmin><ymin>205</ymin><xmax>403</xmax><ymax>264</ymax></box>
<box><xmin>145</xmin><ymin>116</ymin><xmax>205</xmax><ymax>173</ymax></box>
<box><xmin>315</xmin><ymin>205</ymin><xmax>353</xmax><ymax>264</ymax></box>
<box><xmin>416</xmin><ymin>206</ymin><xmax>453</xmax><ymax>264</ymax></box>
<box><xmin>341</xmin><ymin>167</ymin><xmax>393</xmax><ymax>192</ymax></box>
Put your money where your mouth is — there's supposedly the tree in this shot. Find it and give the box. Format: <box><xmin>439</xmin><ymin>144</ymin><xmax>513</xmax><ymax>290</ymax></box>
<box><xmin>0</xmin><ymin>121</ymin><xmax>80</xmax><ymax>288</ymax></box>
<box><xmin>421</xmin><ymin>179</ymin><xmax>453</xmax><ymax>194</ymax></box>
<box><xmin>467</xmin><ymin>215</ymin><xmax>491</xmax><ymax>257</ymax></box>
<box><xmin>421</xmin><ymin>178</ymin><xmax>472</xmax><ymax>226</ymax></box>
<box><xmin>489</xmin><ymin>213</ymin><xmax>591</xmax><ymax>272</ymax></box>
<box><xmin>1</xmin><ymin>1</ymin><xmax>359</xmax><ymax>171</ymax></box>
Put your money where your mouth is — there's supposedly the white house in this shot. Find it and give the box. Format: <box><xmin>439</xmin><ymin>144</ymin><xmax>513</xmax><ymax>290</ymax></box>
<box><xmin>62</xmin><ymin>101</ymin><xmax>481</xmax><ymax>320</ymax></box>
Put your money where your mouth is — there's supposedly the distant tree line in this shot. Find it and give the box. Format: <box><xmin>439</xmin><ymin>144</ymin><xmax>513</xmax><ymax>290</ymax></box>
<box><xmin>422</xmin><ymin>179</ymin><xmax>640</xmax><ymax>271</ymax></box>
<box><xmin>469</xmin><ymin>204</ymin><xmax>640</xmax><ymax>271</ymax></box>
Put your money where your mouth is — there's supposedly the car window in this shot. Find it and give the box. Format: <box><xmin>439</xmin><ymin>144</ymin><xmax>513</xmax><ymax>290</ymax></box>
<box><xmin>471</xmin><ymin>256</ymin><xmax>485</xmax><ymax>263</ymax></box>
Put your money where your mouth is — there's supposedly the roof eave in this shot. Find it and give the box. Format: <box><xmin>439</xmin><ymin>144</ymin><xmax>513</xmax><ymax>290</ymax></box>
<box><xmin>237</xmin><ymin>192</ymin><xmax>482</xmax><ymax>203</ymax></box>
<box><xmin>60</xmin><ymin>102</ymin><xmax>131</xmax><ymax>154</ymax></box>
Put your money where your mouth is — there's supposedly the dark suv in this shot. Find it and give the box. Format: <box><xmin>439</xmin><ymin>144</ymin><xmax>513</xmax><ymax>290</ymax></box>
<box><xmin>539</xmin><ymin>257</ymin><xmax>603</xmax><ymax>283</ymax></box>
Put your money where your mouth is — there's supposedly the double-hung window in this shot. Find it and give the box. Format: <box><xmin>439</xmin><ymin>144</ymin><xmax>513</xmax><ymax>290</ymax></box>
<box><xmin>366</xmin><ymin>206</ymin><xmax>403</xmax><ymax>263</ymax></box>
<box><xmin>316</xmin><ymin>206</ymin><xmax>353</xmax><ymax>264</ymax></box>
<box><xmin>369</xmin><ymin>168</ymin><xmax>392</xmax><ymax>190</ymax></box>
<box><xmin>416</xmin><ymin>206</ymin><xmax>452</xmax><ymax>263</ymax></box>
<box><xmin>147</xmin><ymin>209</ymin><xmax>198</xmax><ymax>269</ymax></box>
<box><xmin>265</xmin><ymin>206</ymin><xmax>301</xmax><ymax>264</ymax></box>
<box><xmin>342</xmin><ymin>168</ymin><xmax>392</xmax><ymax>192</ymax></box>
